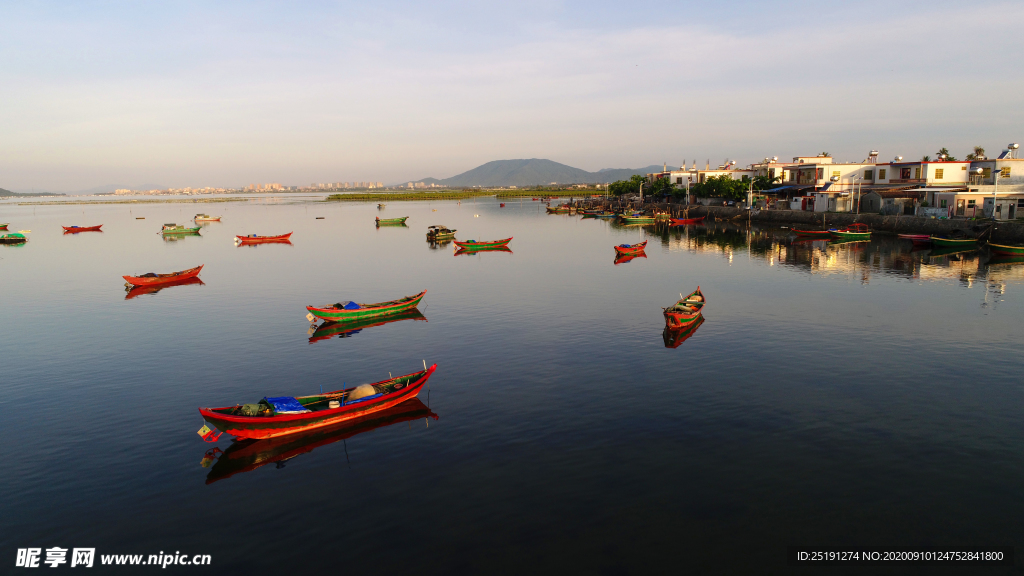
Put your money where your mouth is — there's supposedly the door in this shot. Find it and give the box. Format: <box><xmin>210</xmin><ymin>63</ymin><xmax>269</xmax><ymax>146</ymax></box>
<box><xmin>1011</xmin><ymin>204</ymin><xmax>1017</xmax><ymax>219</ymax></box>
<box><xmin>956</xmin><ymin>199</ymin><xmax>965</xmax><ymax>216</ymax></box>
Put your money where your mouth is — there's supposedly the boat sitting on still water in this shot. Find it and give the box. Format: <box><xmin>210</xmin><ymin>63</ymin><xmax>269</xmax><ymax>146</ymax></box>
<box><xmin>663</xmin><ymin>287</ymin><xmax>706</xmax><ymax>329</ymax></box>
<box><xmin>306</xmin><ymin>290</ymin><xmax>426</xmax><ymax>323</ymax></box>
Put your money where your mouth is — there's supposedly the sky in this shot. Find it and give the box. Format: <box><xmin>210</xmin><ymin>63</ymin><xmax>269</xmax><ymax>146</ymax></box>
<box><xmin>2</xmin><ymin>0</ymin><xmax>1023</xmax><ymax>192</ymax></box>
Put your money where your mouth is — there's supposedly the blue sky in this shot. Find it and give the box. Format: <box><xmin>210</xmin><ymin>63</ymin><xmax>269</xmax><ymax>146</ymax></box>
<box><xmin>2</xmin><ymin>0</ymin><xmax>1022</xmax><ymax>191</ymax></box>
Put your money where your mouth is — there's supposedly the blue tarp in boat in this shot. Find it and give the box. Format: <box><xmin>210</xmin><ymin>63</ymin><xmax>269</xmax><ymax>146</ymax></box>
<box><xmin>264</xmin><ymin>396</ymin><xmax>311</xmax><ymax>414</ymax></box>
<box><xmin>619</xmin><ymin>244</ymin><xmax>633</xmax><ymax>248</ymax></box>
<box><xmin>346</xmin><ymin>393</ymin><xmax>382</xmax><ymax>405</ymax></box>
<box><xmin>335</xmin><ymin>301</ymin><xmax>361</xmax><ymax>310</ymax></box>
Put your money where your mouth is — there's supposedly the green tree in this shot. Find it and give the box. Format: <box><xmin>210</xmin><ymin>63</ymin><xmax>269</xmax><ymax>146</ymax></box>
<box><xmin>936</xmin><ymin>147</ymin><xmax>957</xmax><ymax>161</ymax></box>
<box><xmin>688</xmin><ymin>175</ymin><xmax>749</xmax><ymax>201</ymax></box>
<box><xmin>609</xmin><ymin>174</ymin><xmax>646</xmax><ymax>196</ymax></box>
<box><xmin>819</xmin><ymin>152</ymin><xmax>832</xmax><ymax>158</ymax></box>
<box><xmin>752</xmin><ymin>174</ymin><xmax>780</xmax><ymax>191</ymax></box>
<box><xmin>922</xmin><ymin>155</ymin><xmax>931</xmax><ymax>161</ymax></box>
<box><xmin>966</xmin><ymin>145</ymin><xmax>986</xmax><ymax>161</ymax></box>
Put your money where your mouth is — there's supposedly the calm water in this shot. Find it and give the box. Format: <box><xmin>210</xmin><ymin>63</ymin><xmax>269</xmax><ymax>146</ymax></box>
<box><xmin>2</xmin><ymin>198</ymin><xmax>1023</xmax><ymax>573</ymax></box>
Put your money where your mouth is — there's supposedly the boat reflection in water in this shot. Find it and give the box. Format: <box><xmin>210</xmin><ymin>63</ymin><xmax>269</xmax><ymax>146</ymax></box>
<box><xmin>308</xmin><ymin>309</ymin><xmax>427</xmax><ymax>344</ymax></box>
<box><xmin>454</xmin><ymin>246</ymin><xmax>513</xmax><ymax>256</ymax></box>
<box><xmin>235</xmin><ymin>239</ymin><xmax>293</xmax><ymax>248</ymax></box>
<box><xmin>614</xmin><ymin>250</ymin><xmax>647</xmax><ymax>265</ymax></box>
<box><xmin>987</xmin><ymin>255</ymin><xmax>1024</xmax><ymax>267</ymax></box>
<box><xmin>428</xmin><ymin>239</ymin><xmax>453</xmax><ymax>250</ymax></box>
<box><xmin>161</xmin><ymin>231</ymin><xmax>201</xmax><ymax>242</ymax></box>
<box><xmin>662</xmin><ymin>314</ymin><xmax>704</xmax><ymax>348</ymax></box>
<box><xmin>124</xmin><ymin>277</ymin><xmax>205</xmax><ymax>300</ymax></box>
<box><xmin>201</xmin><ymin>398</ymin><xmax>438</xmax><ymax>485</ymax></box>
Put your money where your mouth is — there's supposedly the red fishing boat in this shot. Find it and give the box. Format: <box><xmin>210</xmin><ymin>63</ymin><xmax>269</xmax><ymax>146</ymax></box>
<box><xmin>235</xmin><ymin>232</ymin><xmax>293</xmax><ymax>244</ymax></box>
<box><xmin>668</xmin><ymin>216</ymin><xmax>705</xmax><ymax>226</ymax></box>
<box><xmin>453</xmin><ymin>237</ymin><xmax>512</xmax><ymax>249</ymax></box>
<box><xmin>898</xmin><ymin>234</ymin><xmax>932</xmax><ymax>244</ymax></box>
<box><xmin>198</xmin><ymin>363</ymin><xmax>438</xmax><ymax>440</ymax></box>
<box><xmin>125</xmin><ymin>276</ymin><xmax>204</xmax><ymax>299</ymax></box>
<box><xmin>62</xmin><ymin>225</ymin><xmax>103</xmax><ymax>233</ymax></box>
<box><xmin>663</xmin><ymin>287</ymin><xmax>706</xmax><ymax>329</ymax></box>
<box><xmin>792</xmin><ymin>229</ymin><xmax>832</xmax><ymax>238</ymax></box>
<box><xmin>614</xmin><ymin>240</ymin><xmax>647</xmax><ymax>255</ymax></box>
<box><xmin>123</xmin><ymin>265</ymin><xmax>204</xmax><ymax>287</ymax></box>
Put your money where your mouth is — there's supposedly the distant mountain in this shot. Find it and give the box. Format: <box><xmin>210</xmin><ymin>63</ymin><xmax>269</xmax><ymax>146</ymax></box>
<box><xmin>0</xmin><ymin>188</ymin><xmax>66</xmax><ymax>197</ymax></box>
<box><xmin>406</xmin><ymin>159</ymin><xmax>664</xmax><ymax>188</ymax></box>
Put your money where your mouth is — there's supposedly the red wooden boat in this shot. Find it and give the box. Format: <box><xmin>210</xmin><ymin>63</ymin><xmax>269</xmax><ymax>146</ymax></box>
<box><xmin>203</xmin><ymin>398</ymin><xmax>438</xmax><ymax>485</ymax></box>
<box><xmin>125</xmin><ymin>276</ymin><xmax>204</xmax><ymax>299</ymax></box>
<box><xmin>62</xmin><ymin>225</ymin><xmax>103</xmax><ymax>233</ymax></box>
<box><xmin>453</xmin><ymin>237</ymin><xmax>512</xmax><ymax>249</ymax></box>
<box><xmin>235</xmin><ymin>232</ymin><xmax>293</xmax><ymax>244</ymax></box>
<box><xmin>792</xmin><ymin>229</ymin><xmax>832</xmax><ymax>238</ymax></box>
<box><xmin>898</xmin><ymin>234</ymin><xmax>932</xmax><ymax>244</ymax></box>
<box><xmin>123</xmin><ymin>265</ymin><xmax>203</xmax><ymax>287</ymax></box>
<box><xmin>198</xmin><ymin>364</ymin><xmax>438</xmax><ymax>440</ymax></box>
<box><xmin>614</xmin><ymin>240</ymin><xmax>648</xmax><ymax>255</ymax></box>
<box><xmin>668</xmin><ymin>216</ymin><xmax>705</xmax><ymax>226</ymax></box>
<box><xmin>663</xmin><ymin>287</ymin><xmax>705</xmax><ymax>329</ymax></box>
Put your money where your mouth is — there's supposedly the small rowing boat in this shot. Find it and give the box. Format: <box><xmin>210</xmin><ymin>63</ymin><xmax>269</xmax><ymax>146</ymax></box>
<box><xmin>988</xmin><ymin>242</ymin><xmax>1024</xmax><ymax>256</ymax></box>
<box><xmin>123</xmin><ymin>265</ymin><xmax>203</xmax><ymax>287</ymax></box>
<box><xmin>669</xmin><ymin>216</ymin><xmax>706</xmax><ymax>226</ymax></box>
<box><xmin>161</xmin><ymin>223</ymin><xmax>201</xmax><ymax>234</ymax></box>
<box><xmin>829</xmin><ymin>223</ymin><xmax>871</xmax><ymax>240</ymax></box>
<box><xmin>614</xmin><ymin>240</ymin><xmax>647</xmax><ymax>255</ymax></box>
<box><xmin>306</xmin><ymin>290</ymin><xmax>426</xmax><ymax>323</ymax></box>
<box><xmin>898</xmin><ymin>234</ymin><xmax>932</xmax><ymax>243</ymax></box>
<box><xmin>235</xmin><ymin>232</ymin><xmax>293</xmax><ymax>244</ymax></box>
<box><xmin>62</xmin><ymin>225</ymin><xmax>103</xmax><ymax>233</ymax></box>
<box><xmin>453</xmin><ymin>237</ymin><xmax>512</xmax><ymax>249</ymax></box>
<box><xmin>376</xmin><ymin>216</ymin><xmax>409</xmax><ymax>225</ymax></box>
<box><xmin>792</xmin><ymin>228</ymin><xmax>832</xmax><ymax>238</ymax></box>
<box><xmin>620</xmin><ymin>213</ymin><xmax>656</xmax><ymax>224</ymax></box>
<box><xmin>198</xmin><ymin>364</ymin><xmax>438</xmax><ymax>440</ymax></box>
<box><xmin>663</xmin><ymin>287</ymin><xmax>705</xmax><ymax>329</ymax></box>
<box><xmin>426</xmin><ymin>225</ymin><xmax>456</xmax><ymax>241</ymax></box>
<box><xmin>0</xmin><ymin>223</ymin><xmax>8</xmax><ymax>230</ymax></box>
<box><xmin>194</xmin><ymin>214</ymin><xmax>221</xmax><ymax>222</ymax></box>
<box><xmin>931</xmin><ymin>236</ymin><xmax>977</xmax><ymax>247</ymax></box>
<box><xmin>0</xmin><ymin>232</ymin><xmax>27</xmax><ymax>244</ymax></box>
<box><xmin>546</xmin><ymin>206</ymin><xmax>572</xmax><ymax>214</ymax></box>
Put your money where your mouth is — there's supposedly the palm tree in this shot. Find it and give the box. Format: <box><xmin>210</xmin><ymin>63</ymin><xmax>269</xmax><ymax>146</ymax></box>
<box><xmin>936</xmin><ymin>147</ymin><xmax>957</xmax><ymax>161</ymax></box>
<box><xmin>967</xmin><ymin>145</ymin><xmax>986</xmax><ymax>161</ymax></box>
<box><xmin>922</xmin><ymin>155</ymin><xmax>931</xmax><ymax>161</ymax></box>
<box><xmin>819</xmin><ymin>152</ymin><xmax>832</xmax><ymax>158</ymax></box>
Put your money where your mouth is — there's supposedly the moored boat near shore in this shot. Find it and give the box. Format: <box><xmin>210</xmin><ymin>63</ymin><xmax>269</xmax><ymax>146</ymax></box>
<box><xmin>123</xmin><ymin>265</ymin><xmax>204</xmax><ymax>288</ymax></box>
<box><xmin>62</xmin><ymin>225</ymin><xmax>103</xmax><ymax>233</ymax></box>
<box><xmin>453</xmin><ymin>237</ymin><xmax>512</xmax><ymax>249</ymax></box>
<box><xmin>0</xmin><ymin>232</ymin><xmax>28</xmax><ymax>244</ymax></box>
<box><xmin>898</xmin><ymin>234</ymin><xmax>932</xmax><ymax>243</ymax></box>
<box><xmin>988</xmin><ymin>242</ymin><xmax>1024</xmax><ymax>256</ymax></box>
<box><xmin>669</xmin><ymin>216</ymin><xmax>706</xmax><ymax>226</ymax></box>
<box><xmin>620</xmin><ymin>213</ymin><xmax>656</xmax><ymax>224</ymax></box>
<box><xmin>792</xmin><ymin>228</ymin><xmax>832</xmax><ymax>238</ymax></box>
<box><xmin>306</xmin><ymin>290</ymin><xmax>426</xmax><ymax>323</ymax></box>
<box><xmin>930</xmin><ymin>236</ymin><xmax>977</xmax><ymax>247</ymax></box>
<box><xmin>664</xmin><ymin>287</ymin><xmax>706</xmax><ymax>329</ymax></box>
<box><xmin>161</xmin><ymin>223</ymin><xmax>201</xmax><ymax>234</ymax></box>
<box><xmin>197</xmin><ymin>364</ymin><xmax>438</xmax><ymax>440</ymax></box>
<box><xmin>194</xmin><ymin>214</ymin><xmax>221</xmax><ymax>222</ymax></box>
<box><xmin>829</xmin><ymin>223</ymin><xmax>871</xmax><ymax>240</ymax></box>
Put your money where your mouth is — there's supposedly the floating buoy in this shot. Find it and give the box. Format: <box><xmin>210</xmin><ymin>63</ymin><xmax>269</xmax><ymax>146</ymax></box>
<box><xmin>474</xmin><ymin>214</ymin><xmax>479</xmax><ymax>218</ymax></box>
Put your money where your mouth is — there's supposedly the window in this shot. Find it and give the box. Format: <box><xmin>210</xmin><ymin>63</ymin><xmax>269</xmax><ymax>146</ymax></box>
<box><xmin>962</xmin><ymin>165</ymin><xmax>967</xmax><ymax>170</ymax></box>
<box><xmin>940</xmin><ymin>199</ymin><xmax>947</xmax><ymax>208</ymax></box>
<box><xmin>676</xmin><ymin>177</ymin><xmax>682</xmax><ymax>184</ymax></box>
<box><xmin>968</xmin><ymin>199</ymin><xmax>976</xmax><ymax>207</ymax></box>
<box><xmin>982</xmin><ymin>168</ymin><xmax>992</xmax><ymax>178</ymax></box>
<box><xmin>878</xmin><ymin>169</ymin><xmax>886</xmax><ymax>179</ymax></box>
<box><xmin>864</xmin><ymin>170</ymin><xmax>873</xmax><ymax>180</ymax></box>
<box><xmin>832</xmin><ymin>170</ymin><xmax>840</xmax><ymax>178</ymax></box>
<box><xmin>769</xmin><ymin>168</ymin><xmax>776</xmax><ymax>179</ymax></box>
<box><xmin>1001</xmin><ymin>167</ymin><xmax>1011</xmax><ymax>178</ymax></box>
<box><xmin>1018</xmin><ymin>199</ymin><xmax>1024</xmax><ymax>208</ymax></box>
<box><xmin>914</xmin><ymin>167</ymin><xmax>921</xmax><ymax>179</ymax></box>
<box><xmin>935</xmin><ymin>168</ymin><xmax>944</xmax><ymax>180</ymax></box>
<box><xmin>816</xmin><ymin>168</ymin><xmax>823</xmax><ymax>180</ymax></box>
<box><xmin>900</xmin><ymin>167</ymin><xmax>911</xmax><ymax>179</ymax></box>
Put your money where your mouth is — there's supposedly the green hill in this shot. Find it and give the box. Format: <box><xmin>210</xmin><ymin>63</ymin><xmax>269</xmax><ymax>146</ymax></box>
<box><xmin>408</xmin><ymin>159</ymin><xmax>664</xmax><ymax>187</ymax></box>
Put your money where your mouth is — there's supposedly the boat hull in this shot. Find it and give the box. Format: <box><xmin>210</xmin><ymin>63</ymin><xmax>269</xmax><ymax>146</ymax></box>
<box><xmin>664</xmin><ymin>287</ymin><xmax>706</xmax><ymax>329</ymax></box>
<box><xmin>669</xmin><ymin>217</ymin><xmax>705</xmax><ymax>226</ymax></box>
<box><xmin>62</xmin><ymin>225</ymin><xmax>103</xmax><ymax>232</ymax></box>
<box><xmin>453</xmin><ymin>237</ymin><xmax>512</xmax><ymax>249</ymax></box>
<box><xmin>123</xmin><ymin>265</ymin><xmax>204</xmax><ymax>287</ymax></box>
<box><xmin>614</xmin><ymin>241</ymin><xmax>648</xmax><ymax>255</ymax></box>
<box><xmin>236</xmin><ymin>232</ymin><xmax>293</xmax><ymax>243</ymax></box>
<box><xmin>792</xmin><ymin>229</ymin><xmax>832</xmax><ymax>237</ymax></box>
<box><xmin>162</xmin><ymin>226</ymin><xmax>201</xmax><ymax>234</ymax></box>
<box><xmin>307</xmin><ymin>290</ymin><xmax>426</xmax><ymax>323</ymax></box>
<box><xmin>988</xmin><ymin>242</ymin><xmax>1024</xmax><ymax>256</ymax></box>
<box><xmin>829</xmin><ymin>231</ymin><xmax>871</xmax><ymax>240</ymax></box>
<box><xmin>931</xmin><ymin>237</ymin><xmax>977</xmax><ymax>247</ymax></box>
<box><xmin>376</xmin><ymin>217</ymin><xmax>409</xmax><ymax>225</ymax></box>
<box><xmin>898</xmin><ymin>234</ymin><xmax>932</xmax><ymax>243</ymax></box>
<box><xmin>199</xmin><ymin>365</ymin><xmax>437</xmax><ymax>440</ymax></box>
<box><xmin>663</xmin><ymin>314</ymin><xmax>705</xmax><ymax>349</ymax></box>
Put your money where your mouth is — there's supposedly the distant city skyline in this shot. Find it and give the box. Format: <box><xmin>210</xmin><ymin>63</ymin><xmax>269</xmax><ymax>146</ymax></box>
<box><xmin>2</xmin><ymin>0</ymin><xmax>1023</xmax><ymax>192</ymax></box>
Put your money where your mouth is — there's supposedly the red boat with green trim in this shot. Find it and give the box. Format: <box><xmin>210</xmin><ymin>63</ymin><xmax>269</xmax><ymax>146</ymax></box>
<box><xmin>453</xmin><ymin>237</ymin><xmax>512</xmax><ymax>249</ymax></box>
<box><xmin>62</xmin><ymin>225</ymin><xmax>103</xmax><ymax>233</ymax></box>
<box><xmin>123</xmin><ymin>265</ymin><xmax>203</xmax><ymax>287</ymax></box>
<box><xmin>198</xmin><ymin>363</ymin><xmax>438</xmax><ymax>440</ymax></box>
<box><xmin>988</xmin><ymin>242</ymin><xmax>1024</xmax><ymax>256</ymax></box>
<box><xmin>0</xmin><ymin>223</ymin><xmax>8</xmax><ymax>231</ymax></box>
<box><xmin>235</xmin><ymin>232</ymin><xmax>293</xmax><ymax>244</ymax></box>
<box><xmin>306</xmin><ymin>290</ymin><xmax>426</xmax><ymax>323</ymax></box>
<box><xmin>792</xmin><ymin>228</ymin><xmax>832</xmax><ymax>238</ymax></box>
<box><xmin>614</xmin><ymin>240</ymin><xmax>647</xmax><ymax>255</ymax></box>
<box><xmin>663</xmin><ymin>287</ymin><xmax>706</xmax><ymax>329</ymax></box>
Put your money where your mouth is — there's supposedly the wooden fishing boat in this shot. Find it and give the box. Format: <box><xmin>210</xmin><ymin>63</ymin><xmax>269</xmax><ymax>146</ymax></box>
<box><xmin>663</xmin><ymin>314</ymin><xmax>705</xmax><ymax>349</ymax></box>
<box><xmin>454</xmin><ymin>246</ymin><xmax>513</xmax><ymax>256</ymax></box>
<box><xmin>453</xmin><ymin>237</ymin><xmax>512</xmax><ymax>249</ymax></box>
<box><xmin>0</xmin><ymin>223</ymin><xmax>8</xmax><ymax>231</ymax></box>
<box><xmin>198</xmin><ymin>364</ymin><xmax>438</xmax><ymax>440</ymax></box>
<box><xmin>663</xmin><ymin>287</ymin><xmax>706</xmax><ymax>329</ymax></box>
<box><xmin>125</xmin><ymin>276</ymin><xmax>204</xmax><ymax>299</ymax></box>
<box><xmin>988</xmin><ymin>242</ymin><xmax>1024</xmax><ymax>256</ymax></box>
<box><xmin>594</xmin><ymin>212</ymin><xmax>617</xmax><ymax>219</ymax></box>
<box><xmin>376</xmin><ymin>216</ymin><xmax>409</xmax><ymax>225</ymax></box>
<box><xmin>931</xmin><ymin>236</ymin><xmax>977</xmax><ymax>247</ymax></box>
<box><xmin>620</xmin><ymin>214</ymin><xmax>656</xmax><ymax>224</ymax></box>
<box><xmin>669</xmin><ymin>216</ymin><xmax>706</xmax><ymax>226</ymax></box>
<box><xmin>194</xmin><ymin>214</ymin><xmax>221</xmax><ymax>222</ymax></box>
<box><xmin>235</xmin><ymin>232</ymin><xmax>293</xmax><ymax>244</ymax></box>
<box><xmin>613</xmin><ymin>251</ymin><xmax>646</xmax><ymax>265</ymax></box>
<box><xmin>309</xmin><ymin>309</ymin><xmax>427</xmax><ymax>344</ymax></box>
<box><xmin>546</xmin><ymin>206</ymin><xmax>571</xmax><ymax>214</ymax></box>
<box><xmin>203</xmin><ymin>398</ymin><xmax>437</xmax><ymax>485</ymax></box>
<box><xmin>306</xmin><ymin>290</ymin><xmax>426</xmax><ymax>323</ymax></box>
<box><xmin>377</xmin><ymin>204</ymin><xmax>386</xmax><ymax>209</ymax></box>
<box><xmin>898</xmin><ymin>234</ymin><xmax>932</xmax><ymax>243</ymax></box>
<box><xmin>161</xmin><ymin>223</ymin><xmax>201</xmax><ymax>234</ymax></box>
<box><xmin>654</xmin><ymin>212</ymin><xmax>672</xmax><ymax>220</ymax></box>
<box><xmin>0</xmin><ymin>232</ymin><xmax>27</xmax><ymax>244</ymax></box>
<box><xmin>123</xmin><ymin>265</ymin><xmax>203</xmax><ymax>287</ymax></box>
<box><xmin>828</xmin><ymin>223</ymin><xmax>871</xmax><ymax>240</ymax></box>
<box><xmin>62</xmin><ymin>225</ymin><xmax>103</xmax><ymax>233</ymax></box>
<box><xmin>426</xmin><ymin>225</ymin><xmax>456</xmax><ymax>241</ymax></box>
<box><xmin>792</xmin><ymin>228</ymin><xmax>832</xmax><ymax>238</ymax></box>
<box><xmin>614</xmin><ymin>240</ymin><xmax>648</xmax><ymax>255</ymax></box>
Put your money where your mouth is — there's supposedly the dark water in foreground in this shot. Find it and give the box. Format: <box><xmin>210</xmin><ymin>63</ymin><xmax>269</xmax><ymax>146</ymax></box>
<box><xmin>2</xmin><ymin>198</ymin><xmax>1023</xmax><ymax>574</ymax></box>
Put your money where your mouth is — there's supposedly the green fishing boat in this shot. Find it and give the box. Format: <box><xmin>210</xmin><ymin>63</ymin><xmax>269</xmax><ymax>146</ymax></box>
<box><xmin>931</xmin><ymin>236</ymin><xmax>977</xmax><ymax>247</ymax></box>
<box><xmin>161</xmin><ymin>223</ymin><xmax>201</xmax><ymax>234</ymax></box>
<box><xmin>828</xmin><ymin>223</ymin><xmax>871</xmax><ymax>240</ymax></box>
<box><xmin>426</xmin><ymin>225</ymin><xmax>456</xmax><ymax>241</ymax></box>
<box><xmin>0</xmin><ymin>232</ymin><xmax>27</xmax><ymax>244</ymax></box>
<box><xmin>988</xmin><ymin>242</ymin><xmax>1024</xmax><ymax>256</ymax></box>
<box><xmin>620</xmin><ymin>213</ymin><xmax>656</xmax><ymax>224</ymax></box>
<box><xmin>306</xmin><ymin>290</ymin><xmax>426</xmax><ymax>323</ymax></box>
<box><xmin>376</xmin><ymin>216</ymin><xmax>409</xmax><ymax>225</ymax></box>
